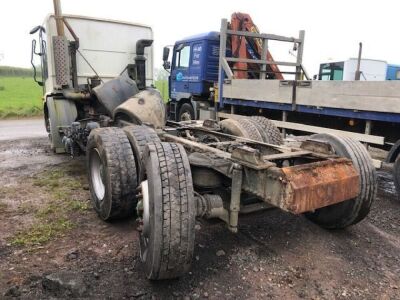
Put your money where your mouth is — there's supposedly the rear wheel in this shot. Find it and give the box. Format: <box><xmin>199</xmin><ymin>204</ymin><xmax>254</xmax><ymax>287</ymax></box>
<box><xmin>219</xmin><ymin>118</ymin><xmax>261</xmax><ymax>140</ymax></box>
<box><xmin>87</xmin><ymin>127</ymin><xmax>138</xmax><ymax>221</ymax></box>
<box><xmin>250</xmin><ymin>116</ymin><xmax>283</xmax><ymax>145</ymax></box>
<box><xmin>235</xmin><ymin>118</ymin><xmax>263</xmax><ymax>141</ymax></box>
<box><xmin>138</xmin><ymin>142</ymin><xmax>195</xmax><ymax>280</ymax></box>
<box><xmin>304</xmin><ymin>134</ymin><xmax>377</xmax><ymax>229</ymax></box>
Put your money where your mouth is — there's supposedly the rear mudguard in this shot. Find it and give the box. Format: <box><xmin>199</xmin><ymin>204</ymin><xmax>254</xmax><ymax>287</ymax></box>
<box><xmin>113</xmin><ymin>89</ymin><xmax>166</xmax><ymax>129</ymax></box>
<box><xmin>45</xmin><ymin>96</ymin><xmax>77</xmax><ymax>153</ymax></box>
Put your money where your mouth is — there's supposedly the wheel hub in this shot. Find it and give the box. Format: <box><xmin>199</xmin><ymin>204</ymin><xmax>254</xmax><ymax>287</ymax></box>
<box><xmin>90</xmin><ymin>148</ymin><xmax>105</xmax><ymax>201</ymax></box>
<box><xmin>140</xmin><ymin>180</ymin><xmax>150</xmax><ymax>237</ymax></box>
<box><xmin>138</xmin><ymin>180</ymin><xmax>150</xmax><ymax>262</ymax></box>
<box><xmin>180</xmin><ymin>111</ymin><xmax>192</xmax><ymax>121</ymax></box>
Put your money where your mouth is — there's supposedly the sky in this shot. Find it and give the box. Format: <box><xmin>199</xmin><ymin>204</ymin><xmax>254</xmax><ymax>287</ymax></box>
<box><xmin>0</xmin><ymin>0</ymin><xmax>399</xmax><ymax>77</ymax></box>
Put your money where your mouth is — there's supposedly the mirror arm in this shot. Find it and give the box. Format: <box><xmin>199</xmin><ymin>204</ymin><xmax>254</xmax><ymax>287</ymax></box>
<box><xmin>31</xmin><ymin>40</ymin><xmax>38</xmax><ymax>83</ymax></box>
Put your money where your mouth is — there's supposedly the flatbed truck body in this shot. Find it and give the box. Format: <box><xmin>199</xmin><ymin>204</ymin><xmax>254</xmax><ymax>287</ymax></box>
<box><xmin>166</xmin><ymin>18</ymin><xmax>400</xmax><ymax>157</ymax></box>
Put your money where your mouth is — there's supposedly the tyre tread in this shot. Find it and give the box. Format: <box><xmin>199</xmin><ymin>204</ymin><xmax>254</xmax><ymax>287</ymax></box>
<box><xmin>250</xmin><ymin>116</ymin><xmax>283</xmax><ymax>145</ymax></box>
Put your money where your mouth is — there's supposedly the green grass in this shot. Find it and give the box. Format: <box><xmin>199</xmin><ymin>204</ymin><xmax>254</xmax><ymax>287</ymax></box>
<box><xmin>0</xmin><ymin>76</ymin><xmax>167</xmax><ymax>119</ymax></box>
<box><xmin>0</xmin><ymin>76</ymin><xmax>43</xmax><ymax>118</ymax></box>
<box><xmin>11</xmin><ymin>219</ymin><xmax>74</xmax><ymax>247</ymax></box>
<box><xmin>155</xmin><ymin>80</ymin><xmax>169</xmax><ymax>102</ymax></box>
<box><xmin>10</xmin><ymin>165</ymin><xmax>89</xmax><ymax>247</ymax></box>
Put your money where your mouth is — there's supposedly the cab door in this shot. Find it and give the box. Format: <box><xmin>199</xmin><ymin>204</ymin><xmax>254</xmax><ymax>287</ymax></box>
<box><xmin>171</xmin><ymin>43</ymin><xmax>191</xmax><ymax>99</ymax></box>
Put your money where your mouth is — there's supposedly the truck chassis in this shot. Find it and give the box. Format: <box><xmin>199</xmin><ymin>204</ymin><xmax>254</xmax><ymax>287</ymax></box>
<box><xmin>86</xmin><ymin>118</ymin><xmax>376</xmax><ymax>280</ymax></box>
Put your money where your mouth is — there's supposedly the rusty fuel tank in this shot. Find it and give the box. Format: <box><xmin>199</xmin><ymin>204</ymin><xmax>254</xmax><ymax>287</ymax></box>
<box><xmin>280</xmin><ymin>158</ymin><xmax>360</xmax><ymax>214</ymax></box>
<box><xmin>241</xmin><ymin>158</ymin><xmax>360</xmax><ymax>214</ymax></box>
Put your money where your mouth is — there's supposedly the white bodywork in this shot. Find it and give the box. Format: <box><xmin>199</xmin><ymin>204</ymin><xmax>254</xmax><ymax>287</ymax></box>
<box><xmin>343</xmin><ymin>58</ymin><xmax>387</xmax><ymax>81</ymax></box>
<box><xmin>44</xmin><ymin>14</ymin><xmax>154</xmax><ymax>93</ymax></box>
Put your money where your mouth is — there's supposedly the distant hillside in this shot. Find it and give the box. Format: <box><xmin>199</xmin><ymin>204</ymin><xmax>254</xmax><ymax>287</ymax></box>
<box><xmin>0</xmin><ymin>66</ymin><xmax>34</xmax><ymax>77</ymax></box>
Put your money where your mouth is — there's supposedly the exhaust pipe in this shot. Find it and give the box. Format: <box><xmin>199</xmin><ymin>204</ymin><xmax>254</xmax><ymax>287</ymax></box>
<box><xmin>135</xmin><ymin>39</ymin><xmax>153</xmax><ymax>90</ymax></box>
<box><xmin>53</xmin><ymin>0</ymin><xmax>65</xmax><ymax>36</ymax></box>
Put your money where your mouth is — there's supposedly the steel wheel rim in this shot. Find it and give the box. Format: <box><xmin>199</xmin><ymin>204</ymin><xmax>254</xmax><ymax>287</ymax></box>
<box><xmin>90</xmin><ymin>148</ymin><xmax>105</xmax><ymax>201</ymax></box>
<box><xmin>139</xmin><ymin>180</ymin><xmax>150</xmax><ymax>261</ymax></box>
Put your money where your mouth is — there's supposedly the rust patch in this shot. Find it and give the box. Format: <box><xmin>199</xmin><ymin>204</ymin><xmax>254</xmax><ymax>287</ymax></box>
<box><xmin>281</xmin><ymin>158</ymin><xmax>360</xmax><ymax>214</ymax></box>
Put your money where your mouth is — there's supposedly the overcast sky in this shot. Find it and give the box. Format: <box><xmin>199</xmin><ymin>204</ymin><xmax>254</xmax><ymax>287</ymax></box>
<box><xmin>0</xmin><ymin>0</ymin><xmax>399</xmax><ymax>76</ymax></box>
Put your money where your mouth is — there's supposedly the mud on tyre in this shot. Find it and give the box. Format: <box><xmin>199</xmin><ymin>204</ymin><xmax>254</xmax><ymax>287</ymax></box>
<box><xmin>304</xmin><ymin>133</ymin><xmax>377</xmax><ymax>229</ymax></box>
<box><xmin>139</xmin><ymin>142</ymin><xmax>195</xmax><ymax>280</ymax></box>
<box><xmin>87</xmin><ymin>127</ymin><xmax>138</xmax><ymax>221</ymax></box>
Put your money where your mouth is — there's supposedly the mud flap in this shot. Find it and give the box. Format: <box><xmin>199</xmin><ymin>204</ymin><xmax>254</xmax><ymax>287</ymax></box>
<box><xmin>46</xmin><ymin>97</ymin><xmax>77</xmax><ymax>153</ymax></box>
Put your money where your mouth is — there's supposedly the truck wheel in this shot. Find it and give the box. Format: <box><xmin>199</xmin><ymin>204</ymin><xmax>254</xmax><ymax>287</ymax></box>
<box><xmin>236</xmin><ymin>118</ymin><xmax>264</xmax><ymax>141</ymax></box>
<box><xmin>385</xmin><ymin>140</ymin><xmax>400</xmax><ymax>163</ymax></box>
<box><xmin>304</xmin><ymin>133</ymin><xmax>377</xmax><ymax>229</ymax></box>
<box><xmin>220</xmin><ymin>118</ymin><xmax>265</xmax><ymax>142</ymax></box>
<box><xmin>219</xmin><ymin>118</ymin><xmax>259</xmax><ymax>141</ymax></box>
<box><xmin>139</xmin><ymin>142</ymin><xmax>195</xmax><ymax>280</ymax></box>
<box><xmin>87</xmin><ymin>127</ymin><xmax>138</xmax><ymax>221</ymax></box>
<box><xmin>123</xmin><ymin>125</ymin><xmax>161</xmax><ymax>183</ymax></box>
<box><xmin>250</xmin><ymin>116</ymin><xmax>283</xmax><ymax>145</ymax></box>
<box><xmin>178</xmin><ymin>103</ymin><xmax>195</xmax><ymax>121</ymax></box>
<box><xmin>393</xmin><ymin>156</ymin><xmax>400</xmax><ymax>201</ymax></box>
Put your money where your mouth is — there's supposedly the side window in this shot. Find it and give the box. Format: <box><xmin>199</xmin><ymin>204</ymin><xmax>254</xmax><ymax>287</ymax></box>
<box><xmin>333</xmin><ymin>69</ymin><xmax>343</xmax><ymax>80</ymax></box>
<box><xmin>175</xmin><ymin>45</ymin><xmax>191</xmax><ymax>68</ymax></box>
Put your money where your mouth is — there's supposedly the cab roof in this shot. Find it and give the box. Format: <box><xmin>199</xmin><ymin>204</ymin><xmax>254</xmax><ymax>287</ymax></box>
<box><xmin>176</xmin><ymin>31</ymin><xmax>219</xmax><ymax>45</ymax></box>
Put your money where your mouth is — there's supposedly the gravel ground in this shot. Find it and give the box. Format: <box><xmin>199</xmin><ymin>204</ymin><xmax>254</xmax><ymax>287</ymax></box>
<box><xmin>0</xmin><ymin>137</ymin><xmax>399</xmax><ymax>299</ymax></box>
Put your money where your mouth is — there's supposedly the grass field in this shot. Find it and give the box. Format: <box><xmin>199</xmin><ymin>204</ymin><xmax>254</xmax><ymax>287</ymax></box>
<box><xmin>0</xmin><ymin>76</ymin><xmax>168</xmax><ymax>119</ymax></box>
<box><xmin>0</xmin><ymin>77</ymin><xmax>43</xmax><ymax>119</ymax></box>
<box><xmin>154</xmin><ymin>80</ymin><xmax>169</xmax><ymax>102</ymax></box>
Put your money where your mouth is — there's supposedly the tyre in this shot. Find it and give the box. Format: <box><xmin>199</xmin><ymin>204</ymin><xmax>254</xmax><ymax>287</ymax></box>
<box><xmin>250</xmin><ymin>116</ymin><xmax>283</xmax><ymax>145</ymax></box>
<box><xmin>87</xmin><ymin>127</ymin><xmax>138</xmax><ymax>221</ymax></box>
<box><xmin>178</xmin><ymin>103</ymin><xmax>195</xmax><ymax>121</ymax></box>
<box><xmin>219</xmin><ymin>118</ymin><xmax>250</xmax><ymax>138</ymax></box>
<box><xmin>236</xmin><ymin>118</ymin><xmax>264</xmax><ymax>142</ymax></box>
<box><xmin>139</xmin><ymin>142</ymin><xmax>195</xmax><ymax>280</ymax></box>
<box><xmin>304</xmin><ymin>133</ymin><xmax>377</xmax><ymax>229</ymax></box>
<box><xmin>386</xmin><ymin>139</ymin><xmax>400</xmax><ymax>163</ymax></box>
<box><xmin>393</xmin><ymin>156</ymin><xmax>400</xmax><ymax>201</ymax></box>
<box><xmin>123</xmin><ymin>125</ymin><xmax>161</xmax><ymax>183</ymax></box>
<box><xmin>219</xmin><ymin>117</ymin><xmax>265</xmax><ymax>142</ymax></box>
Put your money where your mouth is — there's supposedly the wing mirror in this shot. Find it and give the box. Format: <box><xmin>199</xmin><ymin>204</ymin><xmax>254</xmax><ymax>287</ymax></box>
<box><xmin>163</xmin><ymin>47</ymin><xmax>170</xmax><ymax>61</ymax></box>
<box><xmin>30</xmin><ymin>25</ymin><xmax>45</xmax><ymax>35</ymax></box>
<box><xmin>162</xmin><ymin>46</ymin><xmax>171</xmax><ymax>70</ymax></box>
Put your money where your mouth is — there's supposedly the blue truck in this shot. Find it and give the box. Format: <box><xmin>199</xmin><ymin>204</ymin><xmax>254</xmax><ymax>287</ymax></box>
<box><xmin>164</xmin><ymin>31</ymin><xmax>220</xmax><ymax>121</ymax></box>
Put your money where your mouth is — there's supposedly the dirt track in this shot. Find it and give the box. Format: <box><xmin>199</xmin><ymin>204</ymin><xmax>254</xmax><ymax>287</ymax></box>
<box><xmin>0</xmin><ymin>137</ymin><xmax>399</xmax><ymax>299</ymax></box>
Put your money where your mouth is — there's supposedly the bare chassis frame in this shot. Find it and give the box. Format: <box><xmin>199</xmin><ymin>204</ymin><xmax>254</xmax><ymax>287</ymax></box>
<box><xmin>159</xmin><ymin>121</ymin><xmax>360</xmax><ymax>233</ymax></box>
